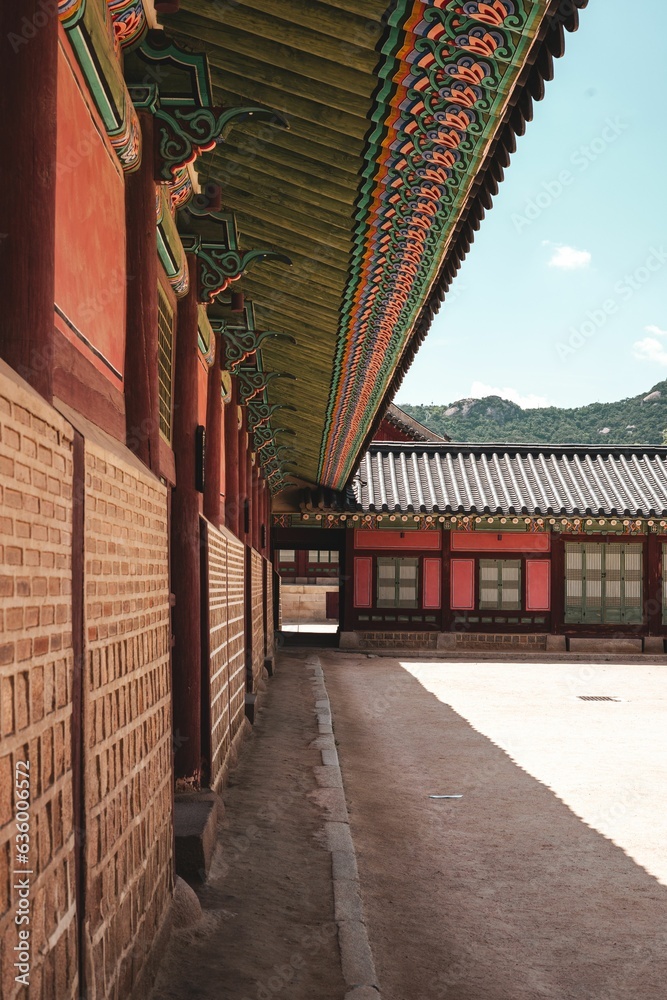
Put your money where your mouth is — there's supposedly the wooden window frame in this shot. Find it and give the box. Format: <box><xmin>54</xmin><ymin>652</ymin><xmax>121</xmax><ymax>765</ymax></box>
<box><xmin>564</xmin><ymin>540</ymin><xmax>644</xmax><ymax>626</ymax></box>
<box><xmin>478</xmin><ymin>558</ymin><xmax>522</xmax><ymax>611</ymax></box>
<box><xmin>376</xmin><ymin>556</ymin><xmax>420</xmax><ymax>609</ymax></box>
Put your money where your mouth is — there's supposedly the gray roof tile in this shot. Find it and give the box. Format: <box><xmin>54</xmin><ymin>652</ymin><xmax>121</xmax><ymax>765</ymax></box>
<box><xmin>351</xmin><ymin>444</ymin><xmax>667</xmax><ymax>517</ymax></box>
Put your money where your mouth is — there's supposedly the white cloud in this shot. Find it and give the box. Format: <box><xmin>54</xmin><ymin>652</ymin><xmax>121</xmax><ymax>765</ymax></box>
<box><xmin>633</xmin><ymin>324</ymin><xmax>667</xmax><ymax>365</ymax></box>
<box><xmin>469</xmin><ymin>381</ymin><xmax>550</xmax><ymax>409</ymax></box>
<box><xmin>548</xmin><ymin>244</ymin><xmax>592</xmax><ymax>270</ymax></box>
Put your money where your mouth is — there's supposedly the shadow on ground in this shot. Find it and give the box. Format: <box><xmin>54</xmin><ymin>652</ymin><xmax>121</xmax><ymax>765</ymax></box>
<box><xmin>149</xmin><ymin>652</ymin><xmax>344</xmax><ymax>1000</ymax></box>
<box><xmin>321</xmin><ymin>652</ymin><xmax>667</xmax><ymax>1000</ymax></box>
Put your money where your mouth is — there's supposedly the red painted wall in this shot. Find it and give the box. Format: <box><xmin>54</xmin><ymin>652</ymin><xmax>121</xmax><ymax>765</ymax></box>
<box><xmin>355</xmin><ymin>529</ymin><xmax>442</xmax><ymax>551</ymax></box>
<box><xmin>55</xmin><ymin>39</ymin><xmax>126</xmax><ymax>388</ymax></box>
<box><xmin>353</xmin><ymin>556</ymin><xmax>373</xmax><ymax>607</ymax></box>
<box><xmin>423</xmin><ymin>558</ymin><xmax>442</xmax><ymax>609</ymax></box>
<box><xmin>197</xmin><ymin>354</ymin><xmax>208</xmax><ymax>429</ymax></box>
<box><xmin>450</xmin><ymin>559</ymin><xmax>475</xmax><ymax>610</ymax></box>
<box><xmin>451</xmin><ymin>531</ymin><xmax>550</xmax><ymax>553</ymax></box>
<box><xmin>526</xmin><ymin>560</ymin><xmax>551</xmax><ymax>611</ymax></box>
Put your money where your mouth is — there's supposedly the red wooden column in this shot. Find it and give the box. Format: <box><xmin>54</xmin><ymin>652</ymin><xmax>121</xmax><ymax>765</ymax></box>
<box><xmin>647</xmin><ymin>534</ymin><xmax>662</xmax><ymax>636</ymax></box>
<box><xmin>124</xmin><ymin>112</ymin><xmax>160</xmax><ymax>471</ymax></box>
<box><xmin>204</xmin><ymin>331</ymin><xmax>222</xmax><ymax>529</ymax></box>
<box><xmin>219</xmin><ymin>392</ymin><xmax>227</xmax><ymax>528</ymax></box>
<box><xmin>245</xmin><ymin>432</ymin><xmax>254</xmax><ymax>546</ymax></box>
<box><xmin>0</xmin><ymin>2</ymin><xmax>58</xmax><ymax>399</ymax></box>
<box><xmin>224</xmin><ymin>378</ymin><xmax>240</xmax><ymax>536</ymax></box>
<box><xmin>260</xmin><ymin>480</ymin><xmax>269</xmax><ymax>556</ymax></box>
<box><xmin>238</xmin><ymin>406</ymin><xmax>249</xmax><ymax>542</ymax></box>
<box><xmin>170</xmin><ymin>254</ymin><xmax>203</xmax><ymax>781</ymax></box>
<box><xmin>251</xmin><ymin>465</ymin><xmax>260</xmax><ymax>551</ymax></box>
<box><xmin>551</xmin><ymin>535</ymin><xmax>565</xmax><ymax>633</ymax></box>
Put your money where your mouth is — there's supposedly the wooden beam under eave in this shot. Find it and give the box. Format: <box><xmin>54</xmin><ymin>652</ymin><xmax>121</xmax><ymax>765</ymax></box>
<box><xmin>163</xmin><ymin>12</ymin><xmax>379</xmax><ymax>97</ymax></box>
<box><xmin>235</xmin><ymin>218</ymin><xmax>349</xmax><ymax>274</ymax></box>
<box><xmin>284</xmin><ymin>368</ymin><xmax>339</xmax><ymax>399</ymax></box>
<box><xmin>210</xmin><ymin>129</ymin><xmax>363</xmax><ymax>184</ymax></box>
<box><xmin>237</xmin><ymin>292</ymin><xmax>341</xmax><ymax>336</ymax></box>
<box><xmin>268</xmin><ymin>411</ymin><xmax>328</xmax><ymax>457</ymax></box>
<box><xmin>233</xmin><ymin>287</ymin><xmax>341</xmax><ymax>334</ymax></box>
<box><xmin>213</xmin><ymin>160</ymin><xmax>354</xmax><ymax>218</ymax></box>
<box><xmin>220</xmin><ymin>190</ymin><xmax>353</xmax><ymax>247</ymax></box>
<box><xmin>317</xmin><ymin>0</ymin><xmax>389</xmax><ymax>18</ymax></box>
<box><xmin>250</xmin><ymin>312</ymin><xmax>338</xmax><ymax>366</ymax></box>
<box><xmin>238</xmin><ymin>270</ymin><xmax>346</xmax><ymax>315</ymax></box>
<box><xmin>235</xmin><ymin>298</ymin><xmax>340</xmax><ymax>340</ymax></box>
<box><xmin>274</xmin><ymin>370</ymin><xmax>333</xmax><ymax>404</ymax></box>
<box><xmin>241</xmin><ymin>274</ymin><xmax>346</xmax><ymax>323</ymax></box>
<box><xmin>175</xmin><ymin>0</ymin><xmax>384</xmax><ymax>58</ymax></box>
<box><xmin>262</xmin><ymin>335</ymin><xmax>338</xmax><ymax>369</ymax></box>
<box><xmin>211</xmin><ymin>111</ymin><xmax>365</xmax><ymax>175</ymax></box>
<box><xmin>204</xmin><ymin>59</ymin><xmax>369</xmax><ymax>144</ymax></box>
<box><xmin>238</xmin><ymin>293</ymin><xmax>343</xmax><ymax>337</ymax></box>
<box><xmin>220</xmin><ymin>168</ymin><xmax>355</xmax><ymax>231</ymax></box>
<box><xmin>238</xmin><ymin>273</ymin><xmax>344</xmax><ymax>322</ymax></box>
<box><xmin>242</xmin><ymin>119</ymin><xmax>366</xmax><ymax>175</ymax></box>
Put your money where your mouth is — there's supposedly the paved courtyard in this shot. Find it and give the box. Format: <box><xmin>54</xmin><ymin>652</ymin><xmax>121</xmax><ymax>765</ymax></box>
<box><xmin>322</xmin><ymin>652</ymin><xmax>667</xmax><ymax>1000</ymax></box>
<box><xmin>152</xmin><ymin>650</ymin><xmax>667</xmax><ymax>1000</ymax></box>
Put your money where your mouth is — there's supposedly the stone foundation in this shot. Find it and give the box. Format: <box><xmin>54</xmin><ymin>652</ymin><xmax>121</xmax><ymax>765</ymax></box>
<box><xmin>345</xmin><ymin>631</ymin><xmax>439</xmax><ymax>650</ymax></box>
<box><xmin>452</xmin><ymin>633</ymin><xmax>548</xmax><ymax>652</ymax></box>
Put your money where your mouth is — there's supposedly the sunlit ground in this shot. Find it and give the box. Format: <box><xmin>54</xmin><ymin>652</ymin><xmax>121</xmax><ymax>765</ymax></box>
<box><xmin>399</xmin><ymin>659</ymin><xmax>667</xmax><ymax>886</ymax></box>
<box><xmin>281</xmin><ymin>623</ymin><xmax>339</xmax><ymax>632</ymax></box>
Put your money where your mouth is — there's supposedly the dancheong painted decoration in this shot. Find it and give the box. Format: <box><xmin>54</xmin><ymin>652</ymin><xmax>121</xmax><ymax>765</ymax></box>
<box><xmin>157</xmin><ymin>0</ymin><xmax>585</xmax><ymax>491</ymax></box>
<box><xmin>319</xmin><ymin>0</ymin><xmax>552</xmax><ymax>486</ymax></box>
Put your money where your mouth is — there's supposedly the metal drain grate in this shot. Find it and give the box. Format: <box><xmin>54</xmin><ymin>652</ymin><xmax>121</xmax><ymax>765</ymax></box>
<box><xmin>578</xmin><ymin>696</ymin><xmax>620</xmax><ymax>702</ymax></box>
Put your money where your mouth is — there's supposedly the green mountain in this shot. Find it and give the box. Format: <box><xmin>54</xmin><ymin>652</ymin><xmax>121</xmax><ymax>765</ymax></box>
<box><xmin>401</xmin><ymin>381</ymin><xmax>667</xmax><ymax>446</ymax></box>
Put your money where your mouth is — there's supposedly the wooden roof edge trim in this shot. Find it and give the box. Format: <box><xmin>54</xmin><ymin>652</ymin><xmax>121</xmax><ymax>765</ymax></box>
<box><xmin>339</xmin><ymin>3</ymin><xmax>589</xmax><ymax>493</ymax></box>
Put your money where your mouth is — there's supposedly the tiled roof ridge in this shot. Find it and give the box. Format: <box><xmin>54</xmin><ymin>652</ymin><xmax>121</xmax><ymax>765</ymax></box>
<box><xmin>366</xmin><ymin>442</ymin><xmax>667</xmax><ymax>456</ymax></box>
<box><xmin>383</xmin><ymin>404</ymin><xmax>448</xmax><ymax>443</ymax></box>
<box><xmin>350</xmin><ymin>441</ymin><xmax>667</xmax><ymax>517</ymax></box>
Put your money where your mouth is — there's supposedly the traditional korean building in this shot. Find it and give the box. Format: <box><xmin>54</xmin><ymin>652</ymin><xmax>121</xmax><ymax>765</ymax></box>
<box><xmin>276</xmin><ymin>441</ymin><xmax>667</xmax><ymax>653</ymax></box>
<box><xmin>0</xmin><ymin>2</ymin><xmax>590</xmax><ymax>998</ymax></box>
<box><xmin>277</xmin><ymin>405</ymin><xmax>447</xmax><ymax>624</ymax></box>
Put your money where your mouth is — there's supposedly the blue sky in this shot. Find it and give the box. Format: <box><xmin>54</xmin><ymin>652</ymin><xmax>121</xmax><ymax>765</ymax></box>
<box><xmin>396</xmin><ymin>0</ymin><xmax>667</xmax><ymax>411</ymax></box>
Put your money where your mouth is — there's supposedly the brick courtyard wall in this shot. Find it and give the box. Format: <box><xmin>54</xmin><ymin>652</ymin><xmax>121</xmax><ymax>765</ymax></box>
<box><xmin>265</xmin><ymin>560</ymin><xmax>274</xmax><ymax>661</ymax></box>
<box><xmin>226</xmin><ymin>530</ymin><xmax>246</xmax><ymax>748</ymax></box>
<box><xmin>81</xmin><ymin>433</ymin><xmax>172</xmax><ymax>1000</ymax></box>
<box><xmin>250</xmin><ymin>549</ymin><xmax>264</xmax><ymax>690</ymax></box>
<box><xmin>0</xmin><ymin>363</ymin><xmax>78</xmax><ymax>1000</ymax></box>
<box><xmin>203</xmin><ymin>521</ymin><xmax>255</xmax><ymax>790</ymax></box>
<box><xmin>206</xmin><ymin>522</ymin><xmax>230</xmax><ymax>785</ymax></box>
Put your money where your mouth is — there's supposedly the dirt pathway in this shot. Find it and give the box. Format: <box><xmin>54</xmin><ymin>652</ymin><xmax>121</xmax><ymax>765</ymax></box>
<box><xmin>321</xmin><ymin>652</ymin><xmax>667</xmax><ymax>1000</ymax></box>
<box><xmin>150</xmin><ymin>652</ymin><xmax>344</xmax><ymax>1000</ymax></box>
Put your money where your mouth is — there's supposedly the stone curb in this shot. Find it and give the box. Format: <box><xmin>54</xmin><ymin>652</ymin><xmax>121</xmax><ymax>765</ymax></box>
<box><xmin>307</xmin><ymin>656</ymin><xmax>382</xmax><ymax>1000</ymax></box>
<box><xmin>339</xmin><ymin>650</ymin><xmax>667</xmax><ymax>664</ymax></box>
